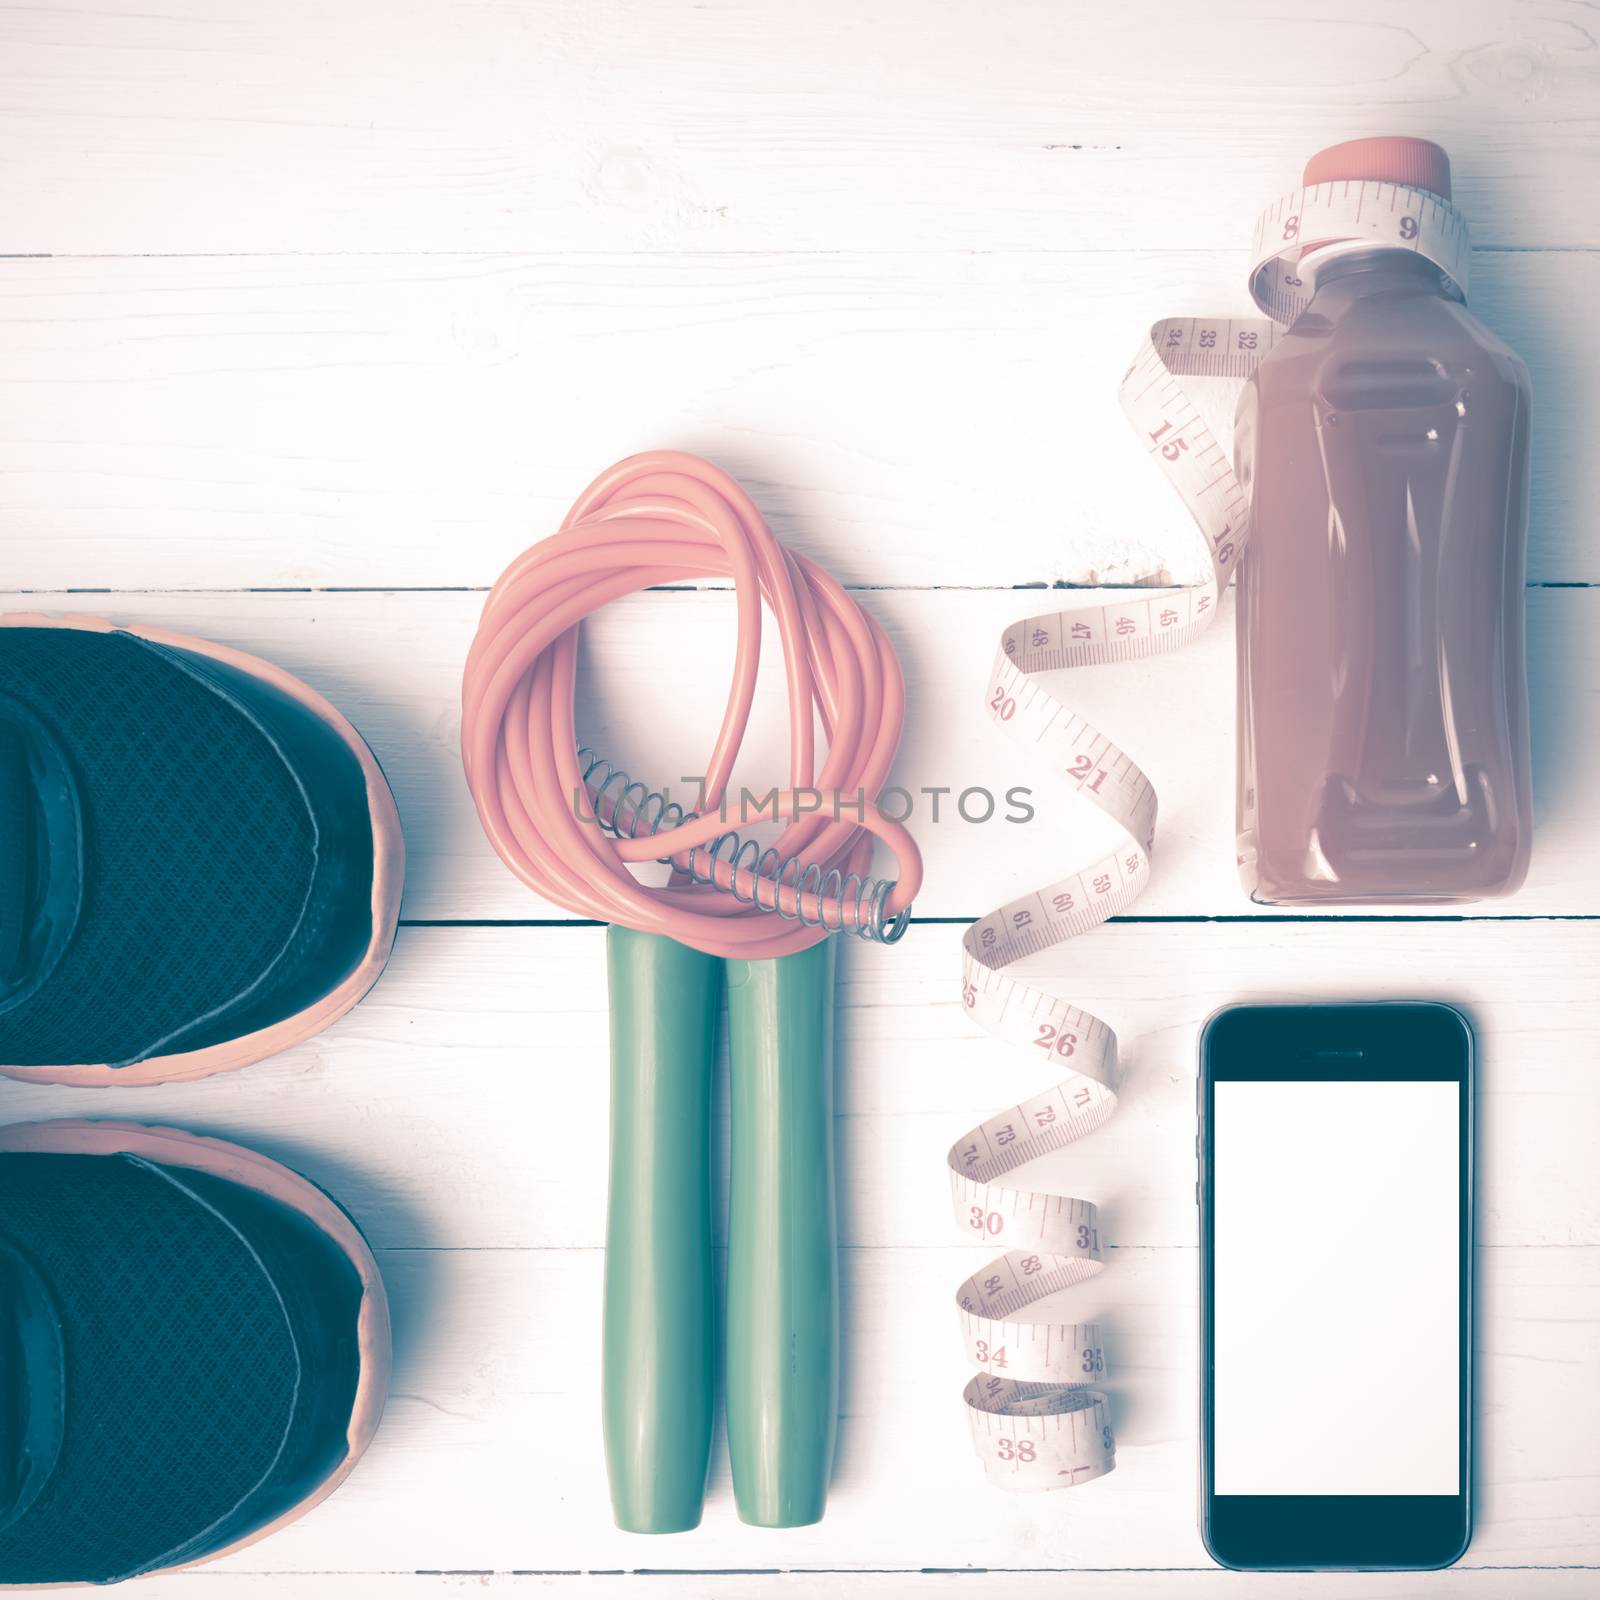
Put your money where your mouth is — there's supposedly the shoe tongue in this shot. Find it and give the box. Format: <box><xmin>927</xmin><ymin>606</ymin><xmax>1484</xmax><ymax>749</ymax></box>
<box><xmin>0</xmin><ymin>705</ymin><xmax>82</xmax><ymax>1006</ymax></box>
<box><xmin>0</xmin><ymin>1240</ymin><xmax>66</xmax><ymax>1537</ymax></box>
<box><xmin>0</xmin><ymin>722</ymin><xmax>30</xmax><ymax>987</ymax></box>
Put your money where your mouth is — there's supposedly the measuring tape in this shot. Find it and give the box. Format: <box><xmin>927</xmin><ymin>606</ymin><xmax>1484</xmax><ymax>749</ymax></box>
<box><xmin>950</xmin><ymin>177</ymin><xmax>1471</xmax><ymax>1489</ymax></box>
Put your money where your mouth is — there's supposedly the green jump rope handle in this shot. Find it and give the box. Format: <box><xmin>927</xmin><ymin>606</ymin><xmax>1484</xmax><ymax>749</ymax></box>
<box><xmin>602</xmin><ymin>925</ymin><xmax>720</xmax><ymax>1534</ymax></box>
<box><xmin>725</xmin><ymin>936</ymin><xmax>839</xmax><ymax>1528</ymax></box>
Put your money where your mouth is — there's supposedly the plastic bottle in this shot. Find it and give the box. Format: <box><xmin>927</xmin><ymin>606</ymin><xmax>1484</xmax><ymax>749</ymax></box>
<box><xmin>1234</xmin><ymin>138</ymin><xmax>1533</xmax><ymax>904</ymax></box>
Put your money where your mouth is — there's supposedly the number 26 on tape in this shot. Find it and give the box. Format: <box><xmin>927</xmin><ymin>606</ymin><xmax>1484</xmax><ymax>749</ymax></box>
<box><xmin>1034</xmin><ymin>1022</ymin><xmax>1077</xmax><ymax>1058</ymax></box>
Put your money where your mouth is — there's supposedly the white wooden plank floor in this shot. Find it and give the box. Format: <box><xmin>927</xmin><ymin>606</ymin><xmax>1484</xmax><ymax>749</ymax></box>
<box><xmin>3</xmin><ymin>2</ymin><xmax>1596</xmax><ymax>1594</ymax></box>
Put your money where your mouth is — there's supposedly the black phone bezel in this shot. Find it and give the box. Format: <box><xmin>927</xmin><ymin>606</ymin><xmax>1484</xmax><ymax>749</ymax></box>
<box><xmin>1198</xmin><ymin>1001</ymin><xmax>1474</xmax><ymax>1571</ymax></box>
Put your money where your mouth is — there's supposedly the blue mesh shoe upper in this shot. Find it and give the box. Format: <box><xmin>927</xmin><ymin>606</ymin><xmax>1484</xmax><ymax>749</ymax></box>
<box><xmin>0</xmin><ymin>626</ymin><xmax>381</xmax><ymax>1069</ymax></box>
<box><xmin>0</xmin><ymin>1148</ymin><xmax>365</xmax><ymax>1584</ymax></box>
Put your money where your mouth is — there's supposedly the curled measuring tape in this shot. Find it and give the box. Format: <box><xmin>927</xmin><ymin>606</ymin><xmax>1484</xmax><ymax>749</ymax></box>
<box><xmin>951</xmin><ymin>176</ymin><xmax>1471</xmax><ymax>1490</ymax></box>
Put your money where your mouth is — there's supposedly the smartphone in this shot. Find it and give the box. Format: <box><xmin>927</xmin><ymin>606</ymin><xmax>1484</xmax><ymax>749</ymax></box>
<box><xmin>1198</xmin><ymin>1002</ymin><xmax>1473</xmax><ymax>1571</ymax></box>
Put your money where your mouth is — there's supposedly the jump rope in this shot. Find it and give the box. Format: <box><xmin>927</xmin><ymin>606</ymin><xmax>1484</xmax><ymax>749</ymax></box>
<box><xmin>459</xmin><ymin>168</ymin><xmax>1468</xmax><ymax>1518</ymax></box>
<box><xmin>461</xmin><ymin>451</ymin><xmax>923</xmax><ymax>1531</ymax></box>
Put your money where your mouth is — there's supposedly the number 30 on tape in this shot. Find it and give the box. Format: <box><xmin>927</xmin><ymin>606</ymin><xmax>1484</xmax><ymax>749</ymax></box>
<box><xmin>950</xmin><ymin>176</ymin><xmax>1470</xmax><ymax>1489</ymax></box>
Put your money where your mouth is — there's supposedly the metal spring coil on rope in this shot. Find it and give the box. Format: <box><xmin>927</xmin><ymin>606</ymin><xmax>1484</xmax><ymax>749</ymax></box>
<box><xmin>578</xmin><ymin>746</ymin><xmax>911</xmax><ymax>945</ymax></box>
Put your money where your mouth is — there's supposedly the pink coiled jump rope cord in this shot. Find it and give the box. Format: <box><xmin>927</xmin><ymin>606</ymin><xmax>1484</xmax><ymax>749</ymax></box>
<box><xmin>460</xmin><ymin>451</ymin><xmax>922</xmax><ymax>1533</ymax></box>
<box><xmin>461</xmin><ymin>450</ymin><xmax>922</xmax><ymax>954</ymax></box>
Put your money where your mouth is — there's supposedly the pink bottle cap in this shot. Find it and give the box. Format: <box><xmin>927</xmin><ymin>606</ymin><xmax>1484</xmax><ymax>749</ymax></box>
<box><xmin>1303</xmin><ymin>137</ymin><xmax>1452</xmax><ymax>200</ymax></box>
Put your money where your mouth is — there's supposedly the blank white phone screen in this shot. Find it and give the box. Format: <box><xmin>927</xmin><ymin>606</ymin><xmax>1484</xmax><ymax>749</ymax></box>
<box><xmin>1212</xmin><ymin>1078</ymin><xmax>1460</xmax><ymax>1496</ymax></box>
